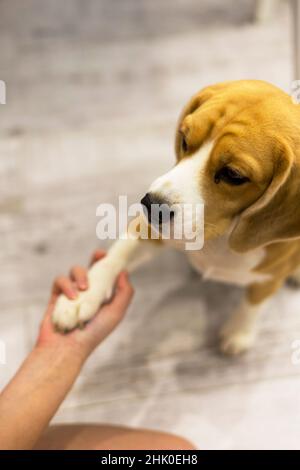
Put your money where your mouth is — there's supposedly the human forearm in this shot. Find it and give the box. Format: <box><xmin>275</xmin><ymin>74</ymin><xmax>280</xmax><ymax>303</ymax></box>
<box><xmin>0</xmin><ymin>344</ymin><xmax>85</xmax><ymax>450</ymax></box>
<box><xmin>0</xmin><ymin>252</ymin><xmax>133</xmax><ymax>450</ymax></box>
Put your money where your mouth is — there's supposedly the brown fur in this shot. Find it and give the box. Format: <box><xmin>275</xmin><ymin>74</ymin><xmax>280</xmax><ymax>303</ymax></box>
<box><xmin>175</xmin><ymin>80</ymin><xmax>300</xmax><ymax>304</ymax></box>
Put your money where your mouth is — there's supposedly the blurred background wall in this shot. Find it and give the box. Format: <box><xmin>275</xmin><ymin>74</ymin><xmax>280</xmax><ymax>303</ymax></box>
<box><xmin>1</xmin><ymin>0</ymin><xmax>300</xmax><ymax>450</ymax></box>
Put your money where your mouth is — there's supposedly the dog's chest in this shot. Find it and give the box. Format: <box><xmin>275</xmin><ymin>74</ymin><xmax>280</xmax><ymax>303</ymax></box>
<box><xmin>186</xmin><ymin>236</ymin><xmax>269</xmax><ymax>286</ymax></box>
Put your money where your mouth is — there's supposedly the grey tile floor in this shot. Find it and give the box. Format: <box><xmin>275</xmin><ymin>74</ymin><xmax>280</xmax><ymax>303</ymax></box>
<box><xmin>1</xmin><ymin>0</ymin><xmax>300</xmax><ymax>449</ymax></box>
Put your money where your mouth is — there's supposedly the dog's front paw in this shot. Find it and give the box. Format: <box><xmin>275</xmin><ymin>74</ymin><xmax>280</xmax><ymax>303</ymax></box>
<box><xmin>219</xmin><ymin>330</ymin><xmax>255</xmax><ymax>356</ymax></box>
<box><xmin>219</xmin><ymin>323</ymin><xmax>256</xmax><ymax>356</ymax></box>
<box><xmin>52</xmin><ymin>262</ymin><xmax>116</xmax><ymax>332</ymax></box>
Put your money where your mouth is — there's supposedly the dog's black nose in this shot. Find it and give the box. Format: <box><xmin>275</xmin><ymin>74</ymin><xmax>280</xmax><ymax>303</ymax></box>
<box><xmin>140</xmin><ymin>193</ymin><xmax>153</xmax><ymax>213</ymax></box>
<box><xmin>141</xmin><ymin>193</ymin><xmax>175</xmax><ymax>225</ymax></box>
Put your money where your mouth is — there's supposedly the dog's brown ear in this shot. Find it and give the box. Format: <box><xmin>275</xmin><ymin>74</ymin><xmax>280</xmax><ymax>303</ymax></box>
<box><xmin>229</xmin><ymin>138</ymin><xmax>300</xmax><ymax>252</ymax></box>
<box><xmin>175</xmin><ymin>82</ymin><xmax>230</xmax><ymax>156</ymax></box>
<box><xmin>175</xmin><ymin>92</ymin><xmax>204</xmax><ymax>156</ymax></box>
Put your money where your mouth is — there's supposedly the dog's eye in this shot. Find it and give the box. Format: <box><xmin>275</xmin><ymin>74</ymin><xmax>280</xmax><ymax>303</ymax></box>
<box><xmin>181</xmin><ymin>136</ymin><xmax>188</xmax><ymax>153</ymax></box>
<box><xmin>214</xmin><ymin>166</ymin><xmax>249</xmax><ymax>185</ymax></box>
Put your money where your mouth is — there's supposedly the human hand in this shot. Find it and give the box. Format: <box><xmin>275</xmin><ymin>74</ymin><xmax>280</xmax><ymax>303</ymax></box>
<box><xmin>36</xmin><ymin>250</ymin><xmax>134</xmax><ymax>361</ymax></box>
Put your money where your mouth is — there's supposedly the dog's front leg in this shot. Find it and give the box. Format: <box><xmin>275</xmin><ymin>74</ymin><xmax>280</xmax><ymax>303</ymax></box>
<box><xmin>219</xmin><ymin>297</ymin><xmax>264</xmax><ymax>355</ymax></box>
<box><xmin>52</xmin><ymin>235</ymin><xmax>159</xmax><ymax>331</ymax></box>
<box><xmin>219</xmin><ymin>278</ymin><xmax>282</xmax><ymax>355</ymax></box>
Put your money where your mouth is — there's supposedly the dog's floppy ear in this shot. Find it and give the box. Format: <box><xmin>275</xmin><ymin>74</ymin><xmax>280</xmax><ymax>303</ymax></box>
<box><xmin>175</xmin><ymin>82</ymin><xmax>230</xmax><ymax>156</ymax></box>
<box><xmin>175</xmin><ymin>92</ymin><xmax>205</xmax><ymax>156</ymax></box>
<box><xmin>229</xmin><ymin>138</ymin><xmax>300</xmax><ymax>252</ymax></box>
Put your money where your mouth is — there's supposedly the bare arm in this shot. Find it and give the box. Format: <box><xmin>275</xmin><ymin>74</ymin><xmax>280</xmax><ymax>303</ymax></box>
<box><xmin>0</xmin><ymin>251</ymin><xmax>134</xmax><ymax>450</ymax></box>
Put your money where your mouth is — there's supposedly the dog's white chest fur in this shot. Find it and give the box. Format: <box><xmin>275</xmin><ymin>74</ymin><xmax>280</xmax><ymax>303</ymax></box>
<box><xmin>186</xmin><ymin>234</ymin><xmax>269</xmax><ymax>286</ymax></box>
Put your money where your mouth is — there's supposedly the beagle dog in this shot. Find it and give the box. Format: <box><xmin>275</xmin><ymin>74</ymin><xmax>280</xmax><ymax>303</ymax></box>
<box><xmin>52</xmin><ymin>80</ymin><xmax>300</xmax><ymax>355</ymax></box>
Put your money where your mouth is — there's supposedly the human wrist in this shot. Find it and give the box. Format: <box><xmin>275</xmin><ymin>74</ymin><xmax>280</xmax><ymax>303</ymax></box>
<box><xmin>33</xmin><ymin>339</ymin><xmax>88</xmax><ymax>370</ymax></box>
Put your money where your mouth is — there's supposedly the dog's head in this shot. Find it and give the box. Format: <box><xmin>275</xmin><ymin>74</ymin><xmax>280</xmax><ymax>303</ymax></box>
<box><xmin>141</xmin><ymin>80</ymin><xmax>300</xmax><ymax>252</ymax></box>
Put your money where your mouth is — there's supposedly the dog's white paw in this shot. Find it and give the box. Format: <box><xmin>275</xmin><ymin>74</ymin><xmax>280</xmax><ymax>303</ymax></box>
<box><xmin>52</xmin><ymin>262</ymin><xmax>116</xmax><ymax>331</ymax></box>
<box><xmin>219</xmin><ymin>323</ymin><xmax>256</xmax><ymax>356</ymax></box>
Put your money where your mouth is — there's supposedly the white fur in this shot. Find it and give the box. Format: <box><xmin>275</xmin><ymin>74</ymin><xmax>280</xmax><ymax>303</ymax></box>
<box><xmin>187</xmin><ymin>233</ymin><xmax>270</xmax><ymax>286</ymax></box>
<box><xmin>220</xmin><ymin>298</ymin><xmax>263</xmax><ymax>355</ymax></box>
<box><xmin>149</xmin><ymin>140</ymin><xmax>269</xmax><ymax>286</ymax></box>
<box><xmin>149</xmin><ymin>141</ymin><xmax>213</xmax><ymax>206</ymax></box>
<box><xmin>52</xmin><ymin>238</ymin><xmax>142</xmax><ymax>330</ymax></box>
<box><xmin>52</xmin><ymin>140</ymin><xmax>269</xmax><ymax>354</ymax></box>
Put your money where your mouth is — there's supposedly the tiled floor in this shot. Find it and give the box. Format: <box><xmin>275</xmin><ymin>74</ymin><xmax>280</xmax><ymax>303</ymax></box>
<box><xmin>1</xmin><ymin>0</ymin><xmax>300</xmax><ymax>449</ymax></box>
